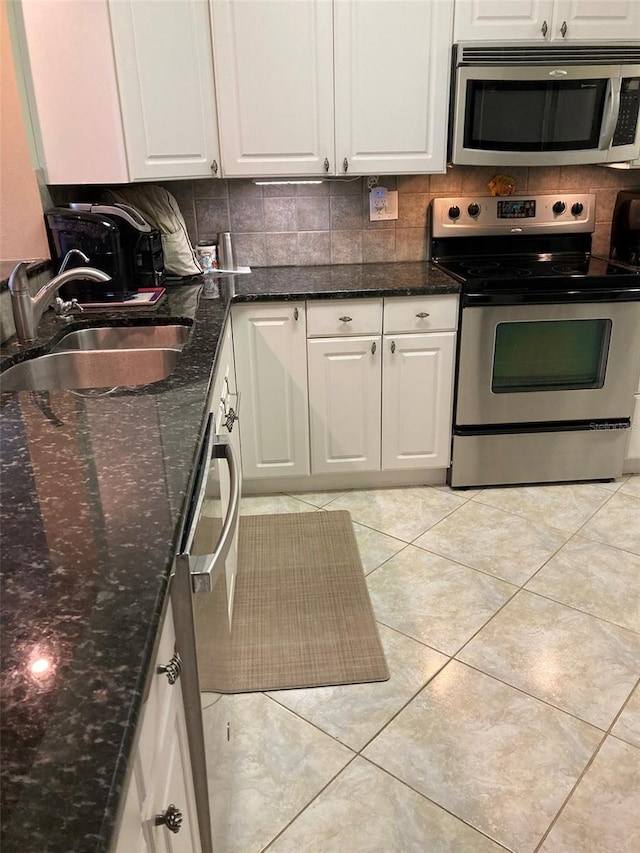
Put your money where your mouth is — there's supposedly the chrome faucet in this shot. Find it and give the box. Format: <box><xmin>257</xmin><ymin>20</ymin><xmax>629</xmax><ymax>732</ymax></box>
<box><xmin>8</xmin><ymin>258</ymin><xmax>111</xmax><ymax>344</ymax></box>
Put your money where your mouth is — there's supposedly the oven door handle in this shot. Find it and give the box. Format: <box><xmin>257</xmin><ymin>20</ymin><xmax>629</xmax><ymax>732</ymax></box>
<box><xmin>599</xmin><ymin>77</ymin><xmax>621</xmax><ymax>150</ymax></box>
<box><xmin>177</xmin><ymin>435</ymin><xmax>241</xmax><ymax>595</ymax></box>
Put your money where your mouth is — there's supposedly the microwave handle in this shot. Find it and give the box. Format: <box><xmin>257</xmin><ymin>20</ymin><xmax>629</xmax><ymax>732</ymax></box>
<box><xmin>177</xmin><ymin>435</ymin><xmax>241</xmax><ymax>594</ymax></box>
<box><xmin>599</xmin><ymin>78</ymin><xmax>621</xmax><ymax>150</ymax></box>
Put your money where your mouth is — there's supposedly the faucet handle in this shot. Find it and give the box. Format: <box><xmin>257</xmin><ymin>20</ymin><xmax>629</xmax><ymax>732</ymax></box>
<box><xmin>54</xmin><ymin>296</ymin><xmax>84</xmax><ymax>318</ymax></box>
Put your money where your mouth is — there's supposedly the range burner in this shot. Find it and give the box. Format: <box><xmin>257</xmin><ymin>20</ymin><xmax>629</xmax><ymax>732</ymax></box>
<box><xmin>467</xmin><ymin>266</ymin><xmax>532</xmax><ymax>279</ymax></box>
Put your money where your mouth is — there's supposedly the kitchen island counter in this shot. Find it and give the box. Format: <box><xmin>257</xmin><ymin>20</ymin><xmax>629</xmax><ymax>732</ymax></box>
<box><xmin>0</xmin><ymin>261</ymin><xmax>457</xmax><ymax>852</ymax></box>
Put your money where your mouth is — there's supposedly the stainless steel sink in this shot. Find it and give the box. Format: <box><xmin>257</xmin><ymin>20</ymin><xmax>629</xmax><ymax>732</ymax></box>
<box><xmin>0</xmin><ymin>348</ymin><xmax>184</xmax><ymax>392</ymax></box>
<box><xmin>51</xmin><ymin>324</ymin><xmax>190</xmax><ymax>352</ymax></box>
<box><xmin>1</xmin><ymin>323</ymin><xmax>191</xmax><ymax>392</ymax></box>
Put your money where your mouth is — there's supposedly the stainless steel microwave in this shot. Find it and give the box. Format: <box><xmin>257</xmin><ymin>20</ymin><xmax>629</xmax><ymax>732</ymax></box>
<box><xmin>449</xmin><ymin>43</ymin><xmax>640</xmax><ymax>167</ymax></box>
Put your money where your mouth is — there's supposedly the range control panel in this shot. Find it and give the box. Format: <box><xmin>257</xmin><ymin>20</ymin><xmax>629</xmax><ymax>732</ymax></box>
<box><xmin>431</xmin><ymin>194</ymin><xmax>595</xmax><ymax>238</ymax></box>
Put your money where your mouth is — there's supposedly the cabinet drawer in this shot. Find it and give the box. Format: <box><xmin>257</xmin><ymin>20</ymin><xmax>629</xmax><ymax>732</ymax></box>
<box><xmin>137</xmin><ymin>606</ymin><xmax>181</xmax><ymax>782</ymax></box>
<box><xmin>307</xmin><ymin>299</ymin><xmax>382</xmax><ymax>336</ymax></box>
<box><xmin>383</xmin><ymin>295</ymin><xmax>458</xmax><ymax>334</ymax></box>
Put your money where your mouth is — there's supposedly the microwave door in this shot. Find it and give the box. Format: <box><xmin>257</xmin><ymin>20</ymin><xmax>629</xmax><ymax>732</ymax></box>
<box><xmin>452</xmin><ymin>64</ymin><xmax>621</xmax><ymax>166</ymax></box>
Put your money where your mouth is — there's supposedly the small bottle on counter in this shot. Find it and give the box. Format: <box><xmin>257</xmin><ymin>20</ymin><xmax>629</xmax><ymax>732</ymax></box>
<box><xmin>196</xmin><ymin>241</ymin><xmax>221</xmax><ymax>299</ymax></box>
<box><xmin>196</xmin><ymin>240</ymin><xmax>219</xmax><ymax>272</ymax></box>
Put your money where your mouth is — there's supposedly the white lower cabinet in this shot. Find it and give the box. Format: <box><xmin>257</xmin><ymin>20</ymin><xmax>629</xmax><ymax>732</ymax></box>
<box><xmin>382</xmin><ymin>332</ymin><xmax>456</xmax><ymax>470</ymax></box>
<box><xmin>624</xmin><ymin>365</ymin><xmax>640</xmax><ymax>472</ymax></box>
<box><xmin>232</xmin><ymin>302</ymin><xmax>310</xmax><ymax>479</ymax></box>
<box><xmin>308</xmin><ymin>336</ymin><xmax>382</xmax><ymax>473</ymax></box>
<box><xmin>305</xmin><ymin>295</ymin><xmax>458</xmax><ymax>477</ymax></box>
<box><xmin>113</xmin><ymin>607</ymin><xmax>202</xmax><ymax>853</ymax></box>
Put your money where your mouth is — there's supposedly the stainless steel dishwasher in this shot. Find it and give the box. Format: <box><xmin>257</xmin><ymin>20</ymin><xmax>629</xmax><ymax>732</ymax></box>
<box><xmin>170</xmin><ymin>384</ymin><xmax>241</xmax><ymax>853</ymax></box>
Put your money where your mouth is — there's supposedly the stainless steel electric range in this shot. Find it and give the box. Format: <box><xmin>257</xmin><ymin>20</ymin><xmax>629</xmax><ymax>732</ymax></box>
<box><xmin>430</xmin><ymin>193</ymin><xmax>640</xmax><ymax>488</ymax></box>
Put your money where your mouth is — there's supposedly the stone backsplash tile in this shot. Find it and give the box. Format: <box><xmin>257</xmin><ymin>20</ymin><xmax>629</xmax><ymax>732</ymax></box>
<box><xmin>297</xmin><ymin>196</ymin><xmax>330</xmax><ymax>231</ymax></box>
<box><xmin>331</xmin><ymin>230</ymin><xmax>363</xmax><ymax>264</ymax></box>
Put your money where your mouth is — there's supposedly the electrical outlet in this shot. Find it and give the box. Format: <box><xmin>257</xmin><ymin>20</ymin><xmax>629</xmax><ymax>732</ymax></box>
<box><xmin>369</xmin><ymin>187</ymin><xmax>398</xmax><ymax>221</ymax></box>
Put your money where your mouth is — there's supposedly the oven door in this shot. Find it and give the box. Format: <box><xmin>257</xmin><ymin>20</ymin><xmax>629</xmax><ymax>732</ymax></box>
<box><xmin>455</xmin><ymin>299</ymin><xmax>640</xmax><ymax>426</ymax></box>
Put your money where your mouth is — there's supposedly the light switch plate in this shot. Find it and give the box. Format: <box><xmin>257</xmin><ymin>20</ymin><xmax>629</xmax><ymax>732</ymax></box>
<box><xmin>369</xmin><ymin>187</ymin><xmax>398</xmax><ymax>221</ymax></box>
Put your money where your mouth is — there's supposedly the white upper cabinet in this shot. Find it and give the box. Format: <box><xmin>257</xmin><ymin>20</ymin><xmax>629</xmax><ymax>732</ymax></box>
<box><xmin>211</xmin><ymin>0</ymin><xmax>453</xmax><ymax>176</ymax></box>
<box><xmin>108</xmin><ymin>0</ymin><xmax>220</xmax><ymax>181</ymax></box>
<box><xmin>334</xmin><ymin>0</ymin><xmax>453</xmax><ymax>175</ymax></box>
<box><xmin>210</xmin><ymin>0</ymin><xmax>335</xmax><ymax>177</ymax></box>
<box><xmin>19</xmin><ymin>0</ymin><xmax>220</xmax><ymax>184</ymax></box>
<box><xmin>454</xmin><ymin>0</ymin><xmax>640</xmax><ymax>42</ymax></box>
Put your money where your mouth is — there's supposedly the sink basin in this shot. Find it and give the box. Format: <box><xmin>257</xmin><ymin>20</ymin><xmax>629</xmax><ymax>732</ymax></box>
<box><xmin>51</xmin><ymin>324</ymin><xmax>190</xmax><ymax>353</ymax></box>
<box><xmin>1</xmin><ymin>323</ymin><xmax>192</xmax><ymax>392</ymax></box>
<box><xmin>0</xmin><ymin>348</ymin><xmax>183</xmax><ymax>392</ymax></box>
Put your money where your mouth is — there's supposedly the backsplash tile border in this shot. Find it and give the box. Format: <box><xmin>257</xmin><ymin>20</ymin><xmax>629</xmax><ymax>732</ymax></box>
<box><xmin>48</xmin><ymin>165</ymin><xmax>640</xmax><ymax>269</ymax></box>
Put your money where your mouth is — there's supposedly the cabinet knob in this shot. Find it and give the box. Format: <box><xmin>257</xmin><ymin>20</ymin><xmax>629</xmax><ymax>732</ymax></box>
<box><xmin>371</xmin><ymin>341</ymin><xmax>376</xmax><ymax>355</ymax></box>
<box><xmin>324</xmin><ymin>157</ymin><xmax>330</xmax><ymax>172</ymax></box>
<box><xmin>415</xmin><ymin>312</ymin><xmax>430</xmax><ymax>319</ymax></box>
<box><xmin>157</xmin><ymin>650</ymin><xmax>182</xmax><ymax>685</ymax></box>
<box><xmin>391</xmin><ymin>340</ymin><xmax>396</xmax><ymax>354</ymax></box>
<box><xmin>338</xmin><ymin>316</ymin><xmax>352</xmax><ymax>323</ymax></box>
<box><xmin>560</xmin><ymin>20</ymin><xmax>567</xmax><ymax>37</ymax></box>
<box><xmin>541</xmin><ymin>19</ymin><xmax>548</xmax><ymax>37</ymax></box>
<box><xmin>156</xmin><ymin>804</ymin><xmax>183</xmax><ymax>834</ymax></box>
<box><xmin>211</xmin><ymin>160</ymin><xmax>218</xmax><ymax>175</ymax></box>
<box><xmin>343</xmin><ymin>157</ymin><xmax>349</xmax><ymax>173</ymax></box>
<box><xmin>294</xmin><ymin>307</ymin><xmax>299</xmax><ymax>321</ymax></box>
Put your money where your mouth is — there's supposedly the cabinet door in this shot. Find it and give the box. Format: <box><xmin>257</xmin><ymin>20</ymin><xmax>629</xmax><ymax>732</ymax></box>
<box><xmin>308</xmin><ymin>336</ymin><xmax>381</xmax><ymax>474</ymax></box>
<box><xmin>19</xmin><ymin>0</ymin><xmax>130</xmax><ymax>184</ymax></box>
<box><xmin>142</xmin><ymin>682</ymin><xmax>202</xmax><ymax>853</ymax></box>
<box><xmin>382</xmin><ymin>332</ymin><xmax>455</xmax><ymax>470</ymax></box>
<box><xmin>453</xmin><ymin>0</ymin><xmax>554</xmax><ymax>41</ymax></box>
<box><xmin>108</xmin><ymin>0</ymin><xmax>220</xmax><ymax>180</ymax></box>
<box><xmin>627</xmin><ymin>396</ymin><xmax>640</xmax><ymax>461</ymax></box>
<box><xmin>335</xmin><ymin>0</ymin><xmax>453</xmax><ymax>175</ymax></box>
<box><xmin>210</xmin><ymin>0</ymin><xmax>334</xmax><ymax>177</ymax></box>
<box><xmin>551</xmin><ymin>0</ymin><xmax>640</xmax><ymax>41</ymax></box>
<box><xmin>232</xmin><ymin>303</ymin><xmax>309</xmax><ymax>479</ymax></box>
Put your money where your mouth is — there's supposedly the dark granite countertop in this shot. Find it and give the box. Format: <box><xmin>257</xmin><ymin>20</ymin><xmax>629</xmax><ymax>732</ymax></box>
<box><xmin>0</xmin><ymin>262</ymin><xmax>458</xmax><ymax>852</ymax></box>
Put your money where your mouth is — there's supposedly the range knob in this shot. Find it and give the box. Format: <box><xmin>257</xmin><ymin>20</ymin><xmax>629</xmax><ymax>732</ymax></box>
<box><xmin>571</xmin><ymin>202</ymin><xmax>584</xmax><ymax>216</ymax></box>
<box><xmin>448</xmin><ymin>205</ymin><xmax>461</xmax><ymax>220</ymax></box>
<box><xmin>552</xmin><ymin>200</ymin><xmax>566</xmax><ymax>215</ymax></box>
<box><xmin>467</xmin><ymin>203</ymin><xmax>480</xmax><ymax>218</ymax></box>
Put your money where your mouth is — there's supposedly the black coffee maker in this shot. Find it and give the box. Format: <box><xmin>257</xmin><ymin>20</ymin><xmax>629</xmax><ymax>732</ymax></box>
<box><xmin>610</xmin><ymin>189</ymin><xmax>640</xmax><ymax>268</ymax></box>
<box><xmin>45</xmin><ymin>203</ymin><xmax>165</xmax><ymax>302</ymax></box>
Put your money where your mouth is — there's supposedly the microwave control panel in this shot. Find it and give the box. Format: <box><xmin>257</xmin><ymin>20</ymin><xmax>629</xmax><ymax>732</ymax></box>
<box><xmin>613</xmin><ymin>78</ymin><xmax>640</xmax><ymax>147</ymax></box>
<box><xmin>431</xmin><ymin>194</ymin><xmax>595</xmax><ymax>237</ymax></box>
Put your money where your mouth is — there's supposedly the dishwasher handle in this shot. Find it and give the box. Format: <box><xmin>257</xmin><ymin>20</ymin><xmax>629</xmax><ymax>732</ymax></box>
<box><xmin>176</xmin><ymin>435</ymin><xmax>241</xmax><ymax>595</ymax></box>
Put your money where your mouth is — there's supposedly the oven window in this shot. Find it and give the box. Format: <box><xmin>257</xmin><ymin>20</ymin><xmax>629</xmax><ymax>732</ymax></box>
<box><xmin>492</xmin><ymin>319</ymin><xmax>611</xmax><ymax>392</ymax></box>
<box><xmin>465</xmin><ymin>79</ymin><xmax>607</xmax><ymax>151</ymax></box>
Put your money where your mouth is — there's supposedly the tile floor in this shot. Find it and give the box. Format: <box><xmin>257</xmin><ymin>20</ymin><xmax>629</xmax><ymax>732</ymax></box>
<box><xmin>201</xmin><ymin>476</ymin><xmax>640</xmax><ymax>853</ymax></box>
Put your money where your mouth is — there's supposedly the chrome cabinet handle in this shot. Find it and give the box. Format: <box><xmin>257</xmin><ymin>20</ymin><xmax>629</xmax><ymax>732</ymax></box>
<box><xmin>560</xmin><ymin>20</ymin><xmax>567</xmax><ymax>37</ymax></box>
<box><xmin>324</xmin><ymin>157</ymin><xmax>330</xmax><ymax>172</ymax></box>
<box><xmin>371</xmin><ymin>341</ymin><xmax>376</xmax><ymax>355</ymax></box>
<box><xmin>343</xmin><ymin>157</ymin><xmax>349</xmax><ymax>173</ymax></box>
<box><xmin>541</xmin><ymin>19</ymin><xmax>548</xmax><ymax>37</ymax></box>
<box><xmin>391</xmin><ymin>340</ymin><xmax>396</xmax><ymax>354</ymax></box>
<box><xmin>156</xmin><ymin>804</ymin><xmax>183</xmax><ymax>834</ymax></box>
<box><xmin>157</xmin><ymin>650</ymin><xmax>182</xmax><ymax>685</ymax></box>
<box><xmin>294</xmin><ymin>307</ymin><xmax>299</xmax><ymax>321</ymax></box>
<box><xmin>339</xmin><ymin>315</ymin><xmax>352</xmax><ymax>323</ymax></box>
<box><xmin>416</xmin><ymin>312</ymin><xmax>430</xmax><ymax>319</ymax></box>
<box><xmin>211</xmin><ymin>160</ymin><xmax>218</xmax><ymax>175</ymax></box>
